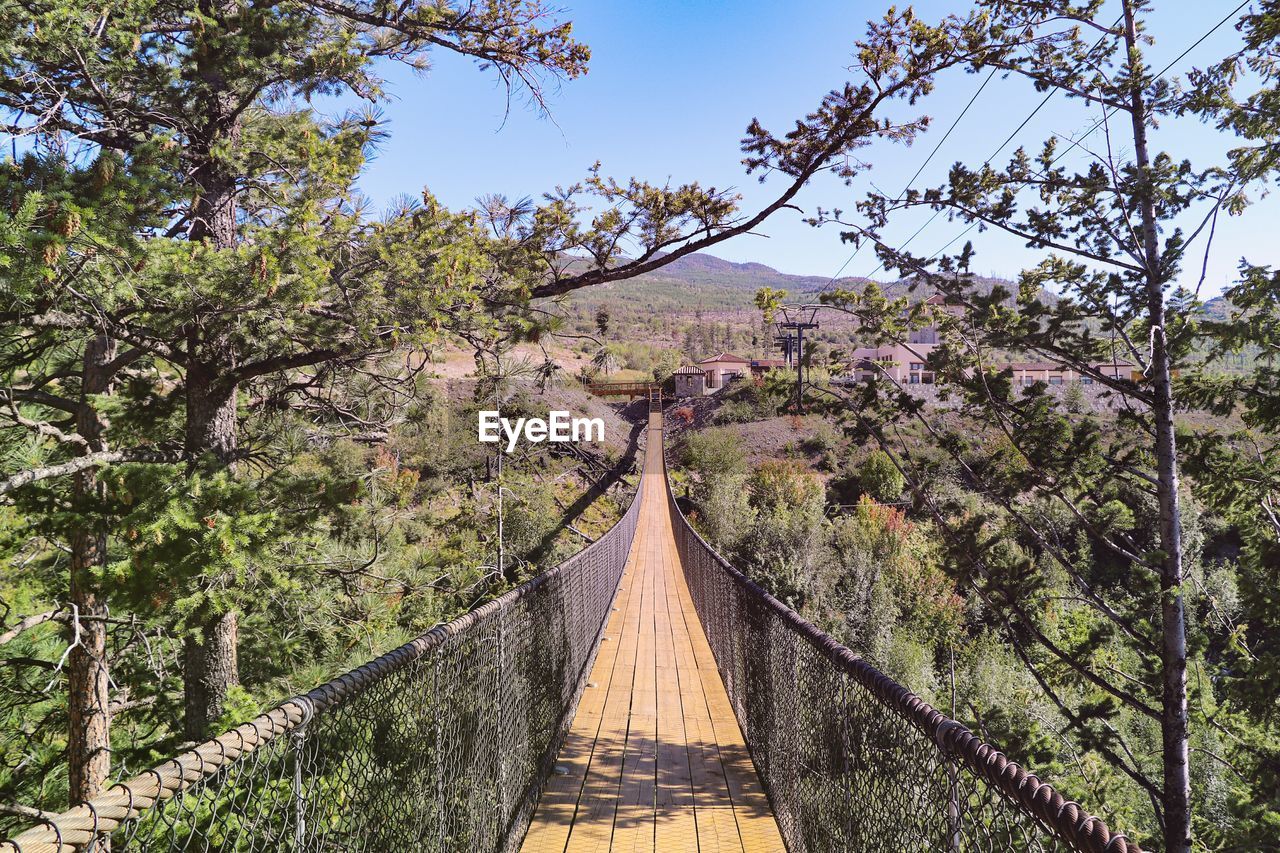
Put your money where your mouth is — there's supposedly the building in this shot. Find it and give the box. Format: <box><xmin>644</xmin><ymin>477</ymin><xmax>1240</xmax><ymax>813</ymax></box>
<box><xmin>1009</xmin><ymin>361</ymin><xmax>1137</xmax><ymax>385</ymax></box>
<box><xmin>1089</xmin><ymin>361</ymin><xmax>1138</xmax><ymax>382</ymax></box>
<box><xmin>697</xmin><ymin>352</ymin><xmax>751</xmax><ymax>390</ymax></box>
<box><xmin>1007</xmin><ymin>362</ymin><xmax>1075</xmax><ymax>385</ymax></box>
<box><xmin>749</xmin><ymin>358</ymin><xmax>787</xmax><ymax>379</ymax></box>
<box><xmin>845</xmin><ymin>295</ymin><xmax>963</xmax><ymax>384</ymax></box>
<box><xmin>672</xmin><ymin>365</ymin><xmax>707</xmax><ymax>397</ymax></box>
<box><xmin>840</xmin><ymin>295</ymin><xmax>1135</xmax><ymax>387</ymax></box>
<box><xmin>848</xmin><ymin>344</ymin><xmax>936</xmax><ymax>384</ymax></box>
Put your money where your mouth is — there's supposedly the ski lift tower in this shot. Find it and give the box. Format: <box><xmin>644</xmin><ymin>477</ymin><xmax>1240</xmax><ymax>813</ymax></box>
<box><xmin>773</xmin><ymin>304</ymin><xmax>821</xmax><ymax>413</ymax></box>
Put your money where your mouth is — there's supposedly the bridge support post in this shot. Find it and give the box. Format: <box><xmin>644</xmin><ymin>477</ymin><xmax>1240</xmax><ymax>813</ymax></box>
<box><xmin>945</xmin><ymin>759</ymin><xmax>962</xmax><ymax>852</ymax></box>
<box><xmin>291</xmin><ymin>723</ymin><xmax>309</xmax><ymax>852</ymax></box>
<box><xmin>496</xmin><ymin>614</ymin><xmax>508</xmax><ymax>842</ymax></box>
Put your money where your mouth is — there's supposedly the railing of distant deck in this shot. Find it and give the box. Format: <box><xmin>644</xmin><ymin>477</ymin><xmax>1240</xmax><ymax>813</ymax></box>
<box><xmin>1</xmin><ymin>475</ymin><xmax>643</xmax><ymax>853</ymax></box>
<box><xmin>663</xmin><ymin>439</ymin><xmax>1141</xmax><ymax>853</ymax></box>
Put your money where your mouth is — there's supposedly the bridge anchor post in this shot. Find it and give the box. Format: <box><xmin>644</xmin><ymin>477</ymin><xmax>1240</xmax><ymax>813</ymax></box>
<box><xmin>291</xmin><ymin>722</ymin><xmax>310</xmax><ymax>852</ymax></box>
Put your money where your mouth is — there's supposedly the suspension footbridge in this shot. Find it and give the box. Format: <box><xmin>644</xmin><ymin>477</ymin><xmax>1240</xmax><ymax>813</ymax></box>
<box><xmin>521</xmin><ymin>413</ymin><xmax>784</xmax><ymax>852</ymax></box>
<box><xmin>1</xmin><ymin>410</ymin><xmax>1139</xmax><ymax>853</ymax></box>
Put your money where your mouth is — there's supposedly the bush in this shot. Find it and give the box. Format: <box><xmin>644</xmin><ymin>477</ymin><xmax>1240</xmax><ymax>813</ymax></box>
<box><xmin>859</xmin><ymin>450</ymin><xmax>905</xmax><ymax>502</ymax></box>
<box><xmin>697</xmin><ymin>474</ymin><xmax>754</xmax><ymax>555</ymax></box>
<box><xmin>829</xmin><ymin>498</ymin><xmax>961</xmax><ymax>660</ymax></box>
<box><xmin>730</xmin><ymin>460</ymin><xmax>828</xmax><ymax>610</ymax></box>
<box><xmin>713</xmin><ymin>400</ymin><xmax>757</xmax><ymax>424</ymax></box>
<box><xmin>749</xmin><ymin>459</ymin><xmax>825</xmax><ymax>512</ymax></box>
<box><xmin>1063</xmin><ymin>380</ymin><xmax>1086</xmax><ymax>413</ymax></box>
<box><xmin>799</xmin><ymin>420</ymin><xmax>841</xmax><ymax>455</ymax></box>
<box><xmin>682</xmin><ymin>428</ymin><xmax>747</xmax><ymax>481</ymax></box>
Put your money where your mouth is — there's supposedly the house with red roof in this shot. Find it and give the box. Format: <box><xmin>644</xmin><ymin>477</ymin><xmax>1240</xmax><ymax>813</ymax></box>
<box><xmin>697</xmin><ymin>352</ymin><xmax>751</xmax><ymax>390</ymax></box>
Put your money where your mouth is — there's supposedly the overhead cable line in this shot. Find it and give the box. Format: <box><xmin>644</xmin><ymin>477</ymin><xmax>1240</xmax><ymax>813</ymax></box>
<box><xmin>860</xmin><ymin>87</ymin><xmax>1070</xmax><ymax>280</ymax></box>
<box><xmin>815</xmin><ymin>67</ymin><xmax>998</xmax><ymax>294</ymax></box>
<box><xmin>856</xmin><ymin>12</ymin><xmax>1131</xmax><ymax>281</ymax></box>
<box><xmin>908</xmin><ymin>1</ymin><xmax>1248</xmax><ymax>272</ymax></box>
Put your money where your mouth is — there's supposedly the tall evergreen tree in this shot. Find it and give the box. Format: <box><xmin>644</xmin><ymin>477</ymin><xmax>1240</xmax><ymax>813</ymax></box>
<box><xmin>0</xmin><ymin>147</ymin><xmax>177</xmax><ymax>802</ymax></box>
<box><xmin>781</xmin><ymin>1</ymin><xmax>1272</xmax><ymax>847</ymax></box>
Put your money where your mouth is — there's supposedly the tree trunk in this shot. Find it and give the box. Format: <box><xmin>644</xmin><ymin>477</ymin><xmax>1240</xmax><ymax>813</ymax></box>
<box><xmin>1153</xmin><ymin>332</ymin><xmax>1191</xmax><ymax>853</ymax></box>
<box><xmin>1123</xmin><ymin>3</ymin><xmax>1192</xmax><ymax>849</ymax></box>
<box><xmin>67</xmin><ymin>333</ymin><xmax>115</xmax><ymax>803</ymax></box>
<box><xmin>181</xmin><ymin>368</ymin><xmax>241</xmax><ymax>741</ymax></box>
<box><xmin>180</xmin><ymin>0</ymin><xmax>245</xmax><ymax>745</ymax></box>
<box><xmin>182</xmin><ymin>610</ymin><xmax>239</xmax><ymax>741</ymax></box>
<box><xmin>184</xmin><ymin>365</ymin><xmax>238</xmax><ymax>461</ymax></box>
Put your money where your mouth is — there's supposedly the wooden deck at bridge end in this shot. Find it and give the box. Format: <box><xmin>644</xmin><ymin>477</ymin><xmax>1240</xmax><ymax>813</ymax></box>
<box><xmin>521</xmin><ymin>413</ymin><xmax>785</xmax><ymax>853</ymax></box>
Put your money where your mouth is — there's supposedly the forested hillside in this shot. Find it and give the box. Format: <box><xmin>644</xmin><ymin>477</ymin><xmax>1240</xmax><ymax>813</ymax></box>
<box><xmin>0</xmin><ymin>379</ymin><xmax>637</xmax><ymax>832</ymax></box>
<box><xmin>564</xmin><ymin>253</ymin><xmax>853</xmax><ymax>312</ymax></box>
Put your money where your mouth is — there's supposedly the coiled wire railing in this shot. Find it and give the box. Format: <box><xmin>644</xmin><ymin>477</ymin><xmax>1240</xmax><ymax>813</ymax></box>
<box><xmin>664</xmin><ymin>472</ymin><xmax>1141</xmax><ymax>853</ymax></box>
<box><xmin>2</xmin><ymin>477</ymin><xmax>643</xmax><ymax>853</ymax></box>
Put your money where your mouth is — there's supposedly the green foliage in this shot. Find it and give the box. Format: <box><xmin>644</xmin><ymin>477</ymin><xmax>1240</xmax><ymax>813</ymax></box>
<box><xmin>747</xmin><ymin>459</ymin><xmax>825</xmax><ymax>512</ymax></box>
<box><xmin>1</xmin><ymin>0</ymin><xmax>1277</xmax><ymax>845</ymax></box>
<box><xmin>713</xmin><ymin>400</ymin><xmax>757</xmax><ymax>424</ymax></box>
<box><xmin>720</xmin><ymin>460</ymin><xmax>827</xmax><ymax>609</ymax></box>
<box><xmin>857</xmin><ymin>450</ymin><xmax>905</xmax><ymax>503</ymax></box>
<box><xmin>829</xmin><ymin>498</ymin><xmax>960</xmax><ymax>657</ymax></box>
<box><xmin>212</xmin><ymin>686</ymin><xmax>260</xmax><ymax>734</ymax></box>
<box><xmin>709</xmin><ymin>371</ymin><xmax>792</xmax><ymax>425</ymax></box>
<box><xmin>682</xmin><ymin>428</ymin><xmax>747</xmax><ymax>483</ymax></box>
<box><xmin>680</xmin><ymin>428</ymin><xmax>751</xmax><ymax>552</ymax></box>
<box><xmin>798</xmin><ymin>420</ymin><xmax>841</xmax><ymax>455</ymax></box>
<box><xmin>1062</xmin><ymin>380</ymin><xmax>1086</xmax><ymax>413</ymax></box>
<box><xmin>806</xmin><ymin>2</ymin><xmax>1280</xmax><ymax>845</ymax></box>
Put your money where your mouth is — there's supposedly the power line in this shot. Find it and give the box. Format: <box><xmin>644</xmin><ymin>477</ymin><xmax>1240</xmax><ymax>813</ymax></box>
<box><xmin>860</xmin><ymin>94</ymin><xmax>1084</xmax><ymax>279</ymax></box>
<box><xmin>857</xmin><ymin>15</ymin><xmax>1127</xmax><ymax>280</ymax></box>
<box><xmin>879</xmin><ymin>3</ymin><xmax>1244</xmax><ymax>276</ymax></box>
<box><xmin>815</xmin><ymin>67</ymin><xmax>998</xmax><ymax>295</ymax></box>
<box><xmin>1156</xmin><ymin>0</ymin><xmax>1249</xmax><ymax>77</ymax></box>
<box><xmin>1034</xmin><ymin>0</ymin><xmax>1248</xmax><ymax>169</ymax></box>
<box><xmin>902</xmin><ymin>69</ymin><xmax>998</xmax><ymax>196</ymax></box>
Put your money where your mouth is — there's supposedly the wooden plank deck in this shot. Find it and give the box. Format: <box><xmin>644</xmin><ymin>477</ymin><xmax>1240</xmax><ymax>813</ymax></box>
<box><xmin>521</xmin><ymin>414</ymin><xmax>785</xmax><ymax>853</ymax></box>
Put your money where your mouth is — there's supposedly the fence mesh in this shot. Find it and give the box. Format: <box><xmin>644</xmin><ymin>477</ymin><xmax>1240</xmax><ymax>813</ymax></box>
<box><xmin>5</xmin><ymin>415</ymin><xmax>1142</xmax><ymax>853</ymax></box>
<box><xmin>664</xmin><ymin>479</ymin><xmax>1141</xmax><ymax>853</ymax></box>
<box><xmin>2</xmin><ymin>478</ymin><xmax>642</xmax><ymax>853</ymax></box>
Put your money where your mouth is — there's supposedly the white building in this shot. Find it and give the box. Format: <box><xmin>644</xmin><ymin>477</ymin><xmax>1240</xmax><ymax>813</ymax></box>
<box><xmin>697</xmin><ymin>353</ymin><xmax>751</xmax><ymax>390</ymax></box>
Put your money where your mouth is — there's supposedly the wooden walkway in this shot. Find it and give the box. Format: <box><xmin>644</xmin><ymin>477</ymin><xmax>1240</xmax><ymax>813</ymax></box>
<box><xmin>522</xmin><ymin>414</ymin><xmax>785</xmax><ymax>853</ymax></box>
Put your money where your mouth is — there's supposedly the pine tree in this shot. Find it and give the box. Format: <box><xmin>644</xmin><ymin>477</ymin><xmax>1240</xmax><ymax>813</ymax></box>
<box><xmin>808</xmin><ymin>3</ymin><xmax>1267</xmax><ymax>846</ymax></box>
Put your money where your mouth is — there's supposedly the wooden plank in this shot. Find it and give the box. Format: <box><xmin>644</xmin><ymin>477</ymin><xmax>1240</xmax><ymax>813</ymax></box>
<box><xmin>521</xmin><ymin>416</ymin><xmax>785</xmax><ymax>852</ymax></box>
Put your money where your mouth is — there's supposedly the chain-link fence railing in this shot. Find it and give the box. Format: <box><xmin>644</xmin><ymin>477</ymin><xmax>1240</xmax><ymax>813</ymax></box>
<box><xmin>2</xmin><ymin>476</ymin><xmax>642</xmax><ymax>853</ymax></box>
<box><xmin>664</xmin><ymin>475</ymin><xmax>1141</xmax><ymax>853</ymax></box>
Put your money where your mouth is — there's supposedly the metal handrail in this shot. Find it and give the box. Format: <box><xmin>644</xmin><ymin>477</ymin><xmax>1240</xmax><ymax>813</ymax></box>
<box><xmin>3</xmin><ymin>464</ymin><xmax>645</xmax><ymax>853</ymax></box>
<box><xmin>663</xmin><ymin>435</ymin><xmax>1141</xmax><ymax>853</ymax></box>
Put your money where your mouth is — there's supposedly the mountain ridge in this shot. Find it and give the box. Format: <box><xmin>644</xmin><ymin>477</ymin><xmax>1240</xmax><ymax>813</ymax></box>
<box><xmin>559</xmin><ymin>251</ymin><xmax>1235</xmax><ymax>320</ymax></box>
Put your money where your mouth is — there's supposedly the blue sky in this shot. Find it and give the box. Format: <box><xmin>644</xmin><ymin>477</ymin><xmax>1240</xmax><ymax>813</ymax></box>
<box><xmin>350</xmin><ymin>1</ymin><xmax>1273</xmax><ymax>296</ymax></box>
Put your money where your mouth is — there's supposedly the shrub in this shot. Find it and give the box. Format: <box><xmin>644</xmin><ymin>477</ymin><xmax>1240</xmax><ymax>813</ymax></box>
<box><xmin>859</xmin><ymin>450</ymin><xmax>905</xmax><ymax>502</ymax></box>
<box><xmin>1062</xmin><ymin>380</ymin><xmax>1086</xmax><ymax>413</ymax></box>
<box><xmin>748</xmin><ymin>459</ymin><xmax>826</xmax><ymax>513</ymax></box>
<box><xmin>829</xmin><ymin>498</ymin><xmax>962</xmax><ymax>658</ymax></box>
<box><xmin>713</xmin><ymin>400</ymin><xmax>756</xmax><ymax>424</ymax></box>
<box><xmin>697</xmin><ymin>474</ymin><xmax>754</xmax><ymax>554</ymax></box>
<box><xmin>731</xmin><ymin>460</ymin><xmax>828</xmax><ymax>610</ymax></box>
<box><xmin>682</xmin><ymin>428</ymin><xmax>747</xmax><ymax>481</ymax></box>
<box><xmin>799</xmin><ymin>420</ymin><xmax>841</xmax><ymax>455</ymax></box>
